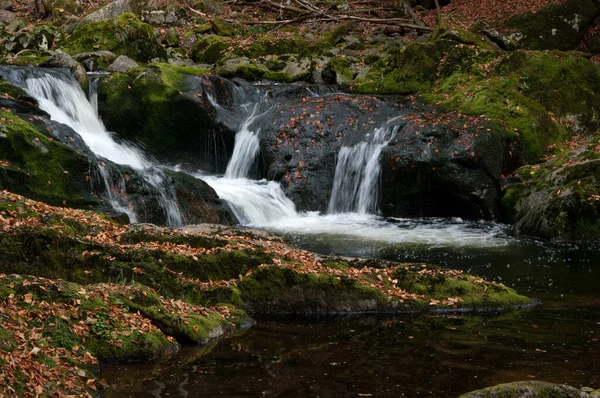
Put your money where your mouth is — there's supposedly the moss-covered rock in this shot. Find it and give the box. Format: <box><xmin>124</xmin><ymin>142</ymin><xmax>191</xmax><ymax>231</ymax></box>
<box><xmin>0</xmin><ymin>109</ymin><xmax>100</xmax><ymax>208</ymax></box>
<box><xmin>459</xmin><ymin>380</ymin><xmax>591</xmax><ymax>398</ymax></box>
<box><xmin>210</xmin><ymin>17</ymin><xmax>236</xmax><ymax>37</ymax></box>
<box><xmin>500</xmin><ymin>136</ymin><xmax>600</xmax><ymax>241</ymax></box>
<box><xmin>505</xmin><ymin>0</ymin><xmax>600</xmax><ymax>51</ymax></box>
<box><xmin>97</xmin><ymin>63</ymin><xmax>232</xmax><ymax>172</ymax></box>
<box><xmin>61</xmin><ymin>13</ymin><xmax>167</xmax><ymax>63</ymax></box>
<box><xmin>190</xmin><ymin>34</ymin><xmax>228</xmax><ymax>64</ymax></box>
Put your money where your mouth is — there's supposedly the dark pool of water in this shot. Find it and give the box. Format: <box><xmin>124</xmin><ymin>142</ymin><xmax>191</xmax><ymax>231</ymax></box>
<box><xmin>102</xmin><ymin>232</ymin><xmax>600</xmax><ymax>398</ymax></box>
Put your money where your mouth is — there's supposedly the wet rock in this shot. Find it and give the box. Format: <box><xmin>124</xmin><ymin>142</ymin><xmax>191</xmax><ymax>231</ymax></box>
<box><xmin>97</xmin><ymin>69</ymin><xmax>235</xmax><ymax>174</ymax></box>
<box><xmin>257</xmin><ymin>94</ymin><xmax>399</xmax><ymax>213</ymax></box>
<box><xmin>41</xmin><ymin>50</ymin><xmax>88</xmax><ymax>89</ymax></box>
<box><xmin>81</xmin><ymin>0</ymin><xmax>131</xmax><ymax>25</ymax></box>
<box><xmin>107</xmin><ymin>54</ymin><xmax>139</xmax><ymax>72</ymax></box>
<box><xmin>459</xmin><ymin>381</ymin><xmax>591</xmax><ymax>398</ymax></box>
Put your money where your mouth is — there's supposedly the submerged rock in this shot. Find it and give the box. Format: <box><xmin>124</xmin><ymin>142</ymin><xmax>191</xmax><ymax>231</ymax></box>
<box><xmin>459</xmin><ymin>381</ymin><xmax>591</xmax><ymax>398</ymax></box>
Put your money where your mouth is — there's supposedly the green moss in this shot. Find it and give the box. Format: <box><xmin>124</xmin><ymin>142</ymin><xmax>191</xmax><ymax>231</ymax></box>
<box><xmin>61</xmin><ymin>13</ymin><xmax>166</xmax><ymax>62</ymax></box>
<box><xmin>309</xmin><ymin>21</ymin><xmax>356</xmax><ymax>54</ymax></box>
<box><xmin>0</xmin><ymin>50</ymin><xmax>53</xmax><ymax>66</ymax></box>
<box><xmin>355</xmin><ymin>41</ymin><xmax>447</xmax><ymax>95</ymax></box>
<box><xmin>191</xmin><ymin>35</ymin><xmax>229</xmax><ymax>64</ymax></box>
<box><xmin>239</xmin><ymin>266</ymin><xmax>389</xmax><ymax>314</ymax></box>
<box><xmin>0</xmin><ymin>110</ymin><xmax>100</xmax><ymax>207</ymax></box>
<box><xmin>210</xmin><ymin>18</ymin><xmax>236</xmax><ymax>37</ymax></box>
<box><xmin>393</xmin><ymin>265</ymin><xmax>530</xmax><ymax>308</ymax></box>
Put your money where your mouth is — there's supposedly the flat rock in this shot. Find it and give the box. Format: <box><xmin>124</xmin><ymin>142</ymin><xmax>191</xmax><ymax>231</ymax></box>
<box><xmin>107</xmin><ymin>54</ymin><xmax>139</xmax><ymax>72</ymax></box>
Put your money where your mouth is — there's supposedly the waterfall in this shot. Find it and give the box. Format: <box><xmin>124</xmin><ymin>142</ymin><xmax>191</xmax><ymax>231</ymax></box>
<box><xmin>4</xmin><ymin>68</ymin><xmax>184</xmax><ymax>227</ymax></box>
<box><xmin>223</xmin><ymin>104</ymin><xmax>262</xmax><ymax>179</ymax></box>
<box><xmin>328</xmin><ymin>123</ymin><xmax>399</xmax><ymax>215</ymax></box>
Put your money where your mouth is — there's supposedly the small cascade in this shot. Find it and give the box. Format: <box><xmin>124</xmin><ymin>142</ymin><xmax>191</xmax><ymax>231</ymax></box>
<box><xmin>328</xmin><ymin>122</ymin><xmax>400</xmax><ymax>215</ymax></box>
<box><xmin>3</xmin><ymin>67</ymin><xmax>184</xmax><ymax>227</ymax></box>
<box><xmin>223</xmin><ymin>105</ymin><xmax>262</xmax><ymax>179</ymax></box>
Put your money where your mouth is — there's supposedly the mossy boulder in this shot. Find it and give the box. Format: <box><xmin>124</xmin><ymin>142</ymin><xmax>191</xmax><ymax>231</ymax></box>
<box><xmin>210</xmin><ymin>17</ymin><xmax>235</xmax><ymax>37</ymax></box>
<box><xmin>0</xmin><ymin>109</ymin><xmax>100</xmax><ymax>208</ymax></box>
<box><xmin>190</xmin><ymin>34</ymin><xmax>229</xmax><ymax>64</ymax></box>
<box><xmin>96</xmin><ymin>64</ymin><xmax>234</xmax><ymax>173</ymax></box>
<box><xmin>505</xmin><ymin>0</ymin><xmax>600</xmax><ymax>51</ymax></box>
<box><xmin>61</xmin><ymin>13</ymin><xmax>167</xmax><ymax>63</ymax></box>
<box><xmin>459</xmin><ymin>380</ymin><xmax>591</xmax><ymax>398</ymax></box>
<box><xmin>500</xmin><ymin>136</ymin><xmax>600</xmax><ymax>241</ymax></box>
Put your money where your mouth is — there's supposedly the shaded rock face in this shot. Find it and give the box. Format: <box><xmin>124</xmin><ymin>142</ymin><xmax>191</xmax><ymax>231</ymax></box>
<box><xmin>459</xmin><ymin>381</ymin><xmax>591</xmax><ymax>398</ymax></box>
<box><xmin>505</xmin><ymin>0</ymin><xmax>600</xmax><ymax>51</ymax></box>
<box><xmin>256</xmin><ymin>94</ymin><xmax>400</xmax><ymax>213</ymax></box>
<box><xmin>97</xmin><ymin>70</ymin><xmax>238</xmax><ymax>174</ymax></box>
<box><xmin>256</xmin><ymin>94</ymin><xmax>516</xmax><ymax>219</ymax></box>
<box><xmin>380</xmin><ymin>110</ymin><xmax>519</xmax><ymax>220</ymax></box>
<box><xmin>500</xmin><ymin>137</ymin><xmax>600</xmax><ymax>241</ymax></box>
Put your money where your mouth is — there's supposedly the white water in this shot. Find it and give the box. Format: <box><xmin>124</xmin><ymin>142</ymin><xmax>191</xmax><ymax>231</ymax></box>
<box><xmin>14</xmin><ymin>70</ymin><xmax>184</xmax><ymax>227</ymax></box>
<box><xmin>224</xmin><ymin>104</ymin><xmax>263</xmax><ymax>179</ymax></box>
<box><xmin>328</xmin><ymin>123</ymin><xmax>399</xmax><ymax>214</ymax></box>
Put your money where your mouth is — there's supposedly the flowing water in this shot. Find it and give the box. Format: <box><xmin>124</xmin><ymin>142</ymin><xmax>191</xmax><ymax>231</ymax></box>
<box><xmin>1</xmin><ymin>67</ymin><xmax>184</xmax><ymax>226</ymax></box>
<box><xmin>102</xmin><ymin>80</ymin><xmax>599</xmax><ymax>397</ymax></box>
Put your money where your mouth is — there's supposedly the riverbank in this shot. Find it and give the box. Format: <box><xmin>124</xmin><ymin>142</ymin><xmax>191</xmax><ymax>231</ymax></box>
<box><xmin>0</xmin><ymin>189</ymin><xmax>533</xmax><ymax>395</ymax></box>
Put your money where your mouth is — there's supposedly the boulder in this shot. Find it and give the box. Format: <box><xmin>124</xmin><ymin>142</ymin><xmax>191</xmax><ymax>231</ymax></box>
<box><xmin>107</xmin><ymin>54</ymin><xmax>139</xmax><ymax>72</ymax></box>
<box><xmin>4</xmin><ymin>26</ymin><xmax>58</xmax><ymax>54</ymax></box>
<box><xmin>97</xmin><ymin>66</ymin><xmax>234</xmax><ymax>173</ymax></box>
<box><xmin>72</xmin><ymin>50</ymin><xmax>118</xmax><ymax>71</ymax></box>
<box><xmin>505</xmin><ymin>0</ymin><xmax>600</xmax><ymax>51</ymax></box>
<box><xmin>4</xmin><ymin>18</ymin><xmax>23</xmax><ymax>33</ymax></box>
<box><xmin>0</xmin><ymin>9</ymin><xmax>15</xmax><ymax>23</ymax></box>
<box><xmin>501</xmin><ymin>136</ymin><xmax>600</xmax><ymax>241</ymax></box>
<box><xmin>41</xmin><ymin>50</ymin><xmax>88</xmax><ymax>89</ymax></box>
<box><xmin>459</xmin><ymin>381</ymin><xmax>591</xmax><ymax>398</ymax></box>
<box><xmin>1</xmin><ymin>1</ymin><xmax>12</xmax><ymax>11</ymax></box>
<box><xmin>62</xmin><ymin>13</ymin><xmax>166</xmax><ymax>63</ymax></box>
<box><xmin>211</xmin><ymin>18</ymin><xmax>235</xmax><ymax>37</ymax></box>
<box><xmin>164</xmin><ymin>27</ymin><xmax>180</xmax><ymax>47</ymax></box>
<box><xmin>80</xmin><ymin>0</ymin><xmax>131</xmax><ymax>25</ymax></box>
<box><xmin>142</xmin><ymin>9</ymin><xmax>178</xmax><ymax>25</ymax></box>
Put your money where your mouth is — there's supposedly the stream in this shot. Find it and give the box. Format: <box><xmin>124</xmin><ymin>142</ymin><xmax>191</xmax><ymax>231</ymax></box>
<box><xmin>1</xmin><ymin>67</ymin><xmax>597</xmax><ymax>397</ymax></box>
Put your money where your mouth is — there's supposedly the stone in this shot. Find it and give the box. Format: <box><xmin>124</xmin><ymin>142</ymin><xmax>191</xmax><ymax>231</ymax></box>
<box><xmin>181</xmin><ymin>32</ymin><xmax>199</xmax><ymax>49</ymax></box>
<box><xmin>459</xmin><ymin>381</ymin><xmax>591</xmax><ymax>398</ymax></box>
<box><xmin>164</xmin><ymin>27</ymin><xmax>180</xmax><ymax>47</ymax></box>
<box><xmin>5</xmin><ymin>26</ymin><xmax>58</xmax><ymax>54</ymax></box>
<box><xmin>341</xmin><ymin>35</ymin><xmax>364</xmax><ymax>51</ymax></box>
<box><xmin>1</xmin><ymin>1</ymin><xmax>12</xmax><ymax>11</ymax></box>
<box><xmin>41</xmin><ymin>50</ymin><xmax>88</xmax><ymax>89</ymax></box>
<box><xmin>211</xmin><ymin>17</ymin><xmax>235</xmax><ymax>37</ymax></box>
<box><xmin>59</xmin><ymin>15</ymin><xmax>81</xmax><ymax>35</ymax></box>
<box><xmin>107</xmin><ymin>55</ymin><xmax>139</xmax><ymax>72</ymax></box>
<box><xmin>81</xmin><ymin>0</ymin><xmax>131</xmax><ymax>25</ymax></box>
<box><xmin>73</xmin><ymin>50</ymin><xmax>117</xmax><ymax>71</ymax></box>
<box><xmin>142</xmin><ymin>10</ymin><xmax>178</xmax><ymax>25</ymax></box>
<box><xmin>5</xmin><ymin>18</ymin><xmax>23</xmax><ymax>33</ymax></box>
<box><xmin>0</xmin><ymin>9</ymin><xmax>16</xmax><ymax>23</ymax></box>
<box><xmin>505</xmin><ymin>0</ymin><xmax>600</xmax><ymax>51</ymax></box>
<box><xmin>281</xmin><ymin>57</ymin><xmax>312</xmax><ymax>81</ymax></box>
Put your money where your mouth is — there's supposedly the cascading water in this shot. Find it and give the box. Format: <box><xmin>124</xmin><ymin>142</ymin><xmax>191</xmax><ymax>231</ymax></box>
<box><xmin>3</xmin><ymin>68</ymin><xmax>184</xmax><ymax>227</ymax></box>
<box><xmin>328</xmin><ymin>123</ymin><xmax>399</xmax><ymax>214</ymax></box>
